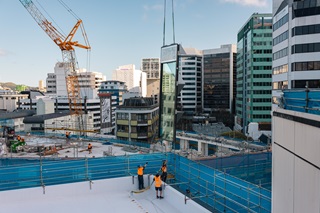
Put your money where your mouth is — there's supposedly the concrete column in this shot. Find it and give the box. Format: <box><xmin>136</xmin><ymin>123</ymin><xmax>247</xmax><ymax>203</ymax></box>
<box><xmin>198</xmin><ymin>141</ymin><xmax>208</xmax><ymax>156</ymax></box>
<box><xmin>180</xmin><ymin>139</ymin><xmax>189</xmax><ymax>151</ymax></box>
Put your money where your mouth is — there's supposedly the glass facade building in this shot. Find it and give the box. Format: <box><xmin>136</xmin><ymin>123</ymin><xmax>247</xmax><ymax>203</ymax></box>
<box><xmin>203</xmin><ymin>45</ymin><xmax>237</xmax><ymax>118</ymax></box>
<box><xmin>236</xmin><ymin>13</ymin><xmax>273</xmax><ymax>132</ymax></box>
<box><xmin>159</xmin><ymin>44</ymin><xmax>179</xmax><ymax>144</ymax></box>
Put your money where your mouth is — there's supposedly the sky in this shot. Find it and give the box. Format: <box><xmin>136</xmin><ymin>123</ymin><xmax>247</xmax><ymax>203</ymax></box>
<box><xmin>0</xmin><ymin>0</ymin><xmax>272</xmax><ymax>87</ymax></box>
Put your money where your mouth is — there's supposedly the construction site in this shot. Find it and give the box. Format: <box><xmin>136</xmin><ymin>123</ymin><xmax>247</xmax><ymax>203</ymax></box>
<box><xmin>0</xmin><ymin>1</ymin><xmax>273</xmax><ymax>212</ymax></box>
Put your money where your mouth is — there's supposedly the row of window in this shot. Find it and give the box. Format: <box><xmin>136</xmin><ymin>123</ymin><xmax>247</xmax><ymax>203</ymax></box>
<box><xmin>292</xmin><ymin>61</ymin><xmax>320</xmax><ymax>71</ymax></box>
<box><xmin>273</xmin><ymin>47</ymin><xmax>288</xmax><ymax>60</ymax></box>
<box><xmin>272</xmin><ymin>81</ymin><xmax>288</xmax><ymax>90</ymax></box>
<box><xmin>252</xmin><ymin>82</ymin><xmax>272</xmax><ymax>87</ymax></box>
<box><xmin>253</xmin><ymin>57</ymin><xmax>272</xmax><ymax>62</ymax></box>
<box><xmin>273</xmin><ymin>14</ymin><xmax>288</xmax><ymax>31</ymax></box>
<box><xmin>293</xmin><ymin>6</ymin><xmax>320</xmax><ymax>18</ymax></box>
<box><xmin>273</xmin><ymin>64</ymin><xmax>288</xmax><ymax>75</ymax></box>
<box><xmin>252</xmin><ymin>98</ymin><xmax>272</xmax><ymax>102</ymax></box>
<box><xmin>292</xmin><ymin>24</ymin><xmax>320</xmax><ymax>36</ymax></box>
<box><xmin>252</xmin><ymin>90</ymin><xmax>272</xmax><ymax>94</ymax></box>
<box><xmin>292</xmin><ymin>42</ymin><xmax>320</xmax><ymax>54</ymax></box>
<box><xmin>273</xmin><ymin>30</ymin><xmax>288</xmax><ymax>46</ymax></box>
<box><xmin>253</xmin><ymin>49</ymin><xmax>272</xmax><ymax>54</ymax></box>
<box><xmin>253</xmin><ymin>33</ymin><xmax>273</xmax><ymax>37</ymax></box>
<box><xmin>252</xmin><ymin>114</ymin><xmax>271</xmax><ymax>119</ymax></box>
<box><xmin>252</xmin><ymin>74</ymin><xmax>272</xmax><ymax>78</ymax></box>
<box><xmin>253</xmin><ymin>66</ymin><xmax>272</xmax><ymax>70</ymax></box>
<box><xmin>252</xmin><ymin>106</ymin><xmax>272</xmax><ymax>111</ymax></box>
<box><xmin>253</xmin><ymin>41</ymin><xmax>272</xmax><ymax>46</ymax></box>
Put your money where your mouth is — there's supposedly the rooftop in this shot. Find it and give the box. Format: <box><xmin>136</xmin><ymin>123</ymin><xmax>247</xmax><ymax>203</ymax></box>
<box><xmin>0</xmin><ymin>151</ymin><xmax>271</xmax><ymax>212</ymax></box>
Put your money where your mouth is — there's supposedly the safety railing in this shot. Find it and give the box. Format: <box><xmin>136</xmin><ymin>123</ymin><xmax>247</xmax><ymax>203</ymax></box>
<box><xmin>0</xmin><ymin>153</ymin><xmax>167</xmax><ymax>191</ymax></box>
<box><xmin>0</xmin><ymin>152</ymin><xmax>271</xmax><ymax>212</ymax></box>
<box><xmin>168</xmin><ymin>154</ymin><xmax>271</xmax><ymax>213</ymax></box>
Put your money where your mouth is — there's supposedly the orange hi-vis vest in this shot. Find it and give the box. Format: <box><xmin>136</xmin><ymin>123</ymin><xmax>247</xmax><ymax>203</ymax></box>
<box><xmin>161</xmin><ymin>165</ymin><xmax>167</xmax><ymax>173</ymax></box>
<box><xmin>154</xmin><ymin>176</ymin><xmax>162</xmax><ymax>187</ymax></box>
<box><xmin>137</xmin><ymin>167</ymin><xmax>144</xmax><ymax>175</ymax></box>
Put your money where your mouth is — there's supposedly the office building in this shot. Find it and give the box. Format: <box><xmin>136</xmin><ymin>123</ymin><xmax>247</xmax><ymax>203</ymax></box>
<box><xmin>115</xmin><ymin>97</ymin><xmax>159</xmax><ymax>143</ymax></box>
<box><xmin>235</xmin><ymin>13</ymin><xmax>273</xmax><ymax>133</ymax></box>
<box><xmin>272</xmin><ymin>0</ymin><xmax>320</xmax><ymax>108</ymax></box>
<box><xmin>0</xmin><ymin>87</ymin><xmax>28</xmax><ymax>112</ymax></box>
<box><xmin>98</xmin><ymin>81</ymin><xmax>128</xmax><ymax>134</ymax></box>
<box><xmin>141</xmin><ymin>58</ymin><xmax>160</xmax><ymax>103</ymax></box>
<box><xmin>272</xmin><ymin>1</ymin><xmax>320</xmax><ymax>212</ymax></box>
<box><xmin>203</xmin><ymin>44</ymin><xmax>237</xmax><ymax>128</ymax></box>
<box><xmin>112</xmin><ymin>64</ymin><xmax>147</xmax><ymax>97</ymax></box>
<box><xmin>178</xmin><ymin>47</ymin><xmax>202</xmax><ymax>115</ymax></box>
<box><xmin>46</xmin><ymin>62</ymin><xmax>106</xmax><ymax>95</ymax></box>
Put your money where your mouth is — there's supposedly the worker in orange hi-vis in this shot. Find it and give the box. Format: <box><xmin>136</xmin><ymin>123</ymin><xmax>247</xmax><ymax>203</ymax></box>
<box><xmin>137</xmin><ymin>162</ymin><xmax>148</xmax><ymax>190</ymax></box>
<box><xmin>88</xmin><ymin>143</ymin><xmax>92</xmax><ymax>154</ymax></box>
<box><xmin>160</xmin><ymin>160</ymin><xmax>168</xmax><ymax>183</ymax></box>
<box><xmin>153</xmin><ymin>173</ymin><xmax>163</xmax><ymax>199</ymax></box>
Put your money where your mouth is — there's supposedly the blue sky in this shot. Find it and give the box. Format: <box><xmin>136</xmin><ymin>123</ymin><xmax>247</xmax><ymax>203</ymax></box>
<box><xmin>0</xmin><ymin>0</ymin><xmax>272</xmax><ymax>87</ymax></box>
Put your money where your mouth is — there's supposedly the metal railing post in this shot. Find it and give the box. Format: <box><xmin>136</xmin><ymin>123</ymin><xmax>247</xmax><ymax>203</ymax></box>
<box><xmin>224</xmin><ymin>169</ymin><xmax>226</xmax><ymax>212</ymax></box>
<box><xmin>40</xmin><ymin>154</ymin><xmax>45</xmax><ymax>194</ymax></box>
<box><xmin>85</xmin><ymin>157</ymin><xmax>89</xmax><ymax>181</ymax></box>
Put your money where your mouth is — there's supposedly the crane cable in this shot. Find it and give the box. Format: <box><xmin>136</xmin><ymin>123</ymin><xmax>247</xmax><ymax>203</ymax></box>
<box><xmin>58</xmin><ymin>0</ymin><xmax>91</xmax><ymax>98</ymax></box>
<box><xmin>162</xmin><ymin>0</ymin><xmax>176</xmax><ymax>46</ymax></box>
<box><xmin>35</xmin><ymin>0</ymin><xmax>66</xmax><ymax>37</ymax></box>
<box><xmin>163</xmin><ymin>0</ymin><xmax>166</xmax><ymax>46</ymax></box>
<box><xmin>57</xmin><ymin>0</ymin><xmax>79</xmax><ymax>20</ymax></box>
<box><xmin>171</xmin><ymin>0</ymin><xmax>175</xmax><ymax>44</ymax></box>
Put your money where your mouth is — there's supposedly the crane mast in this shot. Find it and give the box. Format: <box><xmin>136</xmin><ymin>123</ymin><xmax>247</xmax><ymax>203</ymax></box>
<box><xmin>19</xmin><ymin>0</ymin><xmax>91</xmax><ymax>134</ymax></box>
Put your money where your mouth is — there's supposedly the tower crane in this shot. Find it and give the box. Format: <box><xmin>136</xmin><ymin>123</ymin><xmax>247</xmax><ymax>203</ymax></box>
<box><xmin>19</xmin><ymin>0</ymin><xmax>91</xmax><ymax>134</ymax></box>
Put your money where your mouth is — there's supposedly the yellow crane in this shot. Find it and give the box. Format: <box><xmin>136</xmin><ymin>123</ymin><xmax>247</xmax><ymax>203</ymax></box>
<box><xmin>19</xmin><ymin>0</ymin><xmax>91</xmax><ymax>135</ymax></box>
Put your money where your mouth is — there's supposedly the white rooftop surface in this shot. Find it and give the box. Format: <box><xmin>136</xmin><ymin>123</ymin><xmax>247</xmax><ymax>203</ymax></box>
<box><xmin>0</xmin><ymin>176</ymin><xmax>210</xmax><ymax>213</ymax></box>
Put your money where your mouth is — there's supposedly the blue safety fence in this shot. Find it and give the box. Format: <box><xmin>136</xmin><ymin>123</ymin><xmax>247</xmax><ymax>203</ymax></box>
<box><xmin>0</xmin><ymin>153</ymin><xmax>271</xmax><ymax>212</ymax></box>
<box><xmin>169</xmin><ymin>154</ymin><xmax>271</xmax><ymax>213</ymax></box>
<box><xmin>0</xmin><ymin>153</ymin><xmax>167</xmax><ymax>191</ymax></box>
<box><xmin>199</xmin><ymin>152</ymin><xmax>272</xmax><ymax>190</ymax></box>
<box><xmin>282</xmin><ymin>89</ymin><xmax>320</xmax><ymax>115</ymax></box>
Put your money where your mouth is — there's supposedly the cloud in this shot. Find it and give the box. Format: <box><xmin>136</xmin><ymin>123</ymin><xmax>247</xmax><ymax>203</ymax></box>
<box><xmin>221</xmin><ymin>0</ymin><xmax>268</xmax><ymax>7</ymax></box>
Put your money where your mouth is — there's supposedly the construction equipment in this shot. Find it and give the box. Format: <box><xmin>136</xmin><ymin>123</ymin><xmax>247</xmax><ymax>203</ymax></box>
<box><xmin>9</xmin><ymin>140</ymin><xmax>27</xmax><ymax>153</ymax></box>
<box><xmin>19</xmin><ymin>0</ymin><xmax>91</xmax><ymax>135</ymax></box>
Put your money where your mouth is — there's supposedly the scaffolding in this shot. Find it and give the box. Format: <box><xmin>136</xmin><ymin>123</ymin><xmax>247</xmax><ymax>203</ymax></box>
<box><xmin>0</xmin><ymin>152</ymin><xmax>271</xmax><ymax>212</ymax></box>
<box><xmin>280</xmin><ymin>89</ymin><xmax>320</xmax><ymax>115</ymax></box>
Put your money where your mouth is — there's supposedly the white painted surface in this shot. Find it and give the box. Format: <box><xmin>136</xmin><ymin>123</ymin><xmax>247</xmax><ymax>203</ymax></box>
<box><xmin>0</xmin><ymin>176</ymin><xmax>210</xmax><ymax>213</ymax></box>
<box><xmin>272</xmin><ymin>108</ymin><xmax>320</xmax><ymax>213</ymax></box>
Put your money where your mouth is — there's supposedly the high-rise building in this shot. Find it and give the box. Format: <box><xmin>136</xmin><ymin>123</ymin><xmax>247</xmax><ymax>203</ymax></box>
<box><xmin>235</xmin><ymin>13</ymin><xmax>273</xmax><ymax>133</ymax></box>
<box><xmin>21</xmin><ymin>62</ymin><xmax>104</xmax><ymax>133</ymax></box>
<box><xmin>178</xmin><ymin>47</ymin><xmax>202</xmax><ymax>116</ymax></box>
<box><xmin>203</xmin><ymin>44</ymin><xmax>237</xmax><ymax>128</ymax></box>
<box><xmin>46</xmin><ymin>62</ymin><xmax>106</xmax><ymax>95</ymax></box>
<box><xmin>272</xmin><ymin>1</ymin><xmax>320</xmax><ymax>212</ymax></box>
<box><xmin>98</xmin><ymin>80</ymin><xmax>128</xmax><ymax>134</ymax></box>
<box><xmin>141</xmin><ymin>58</ymin><xmax>160</xmax><ymax>79</ymax></box>
<box><xmin>272</xmin><ymin>0</ymin><xmax>320</xmax><ymax>108</ymax></box>
<box><xmin>112</xmin><ymin>64</ymin><xmax>147</xmax><ymax>97</ymax></box>
<box><xmin>141</xmin><ymin>58</ymin><xmax>160</xmax><ymax>104</ymax></box>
